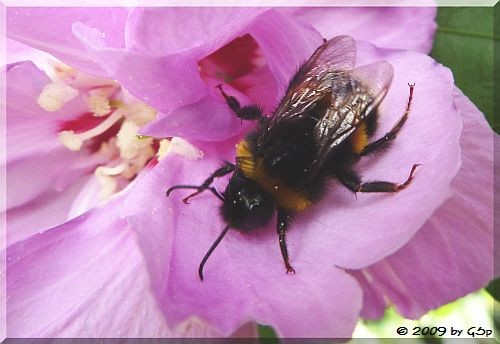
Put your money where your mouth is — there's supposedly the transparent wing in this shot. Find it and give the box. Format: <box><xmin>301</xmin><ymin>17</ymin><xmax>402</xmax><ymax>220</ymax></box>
<box><xmin>285</xmin><ymin>35</ymin><xmax>356</xmax><ymax>93</ymax></box>
<box><xmin>258</xmin><ymin>36</ymin><xmax>357</xmax><ymax>146</ymax></box>
<box><xmin>308</xmin><ymin>61</ymin><xmax>394</xmax><ymax>178</ymax></box>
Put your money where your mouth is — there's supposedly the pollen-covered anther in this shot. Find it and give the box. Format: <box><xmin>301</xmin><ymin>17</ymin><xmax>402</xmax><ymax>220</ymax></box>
<box><xmin>122</xmin><ymin>102</ymin><xmax>157</xmax><ymax>126</ymax></box>
<box><xmin>58</xmin><ymin>130</ymin><xmax>83</xmax><ymax>151</ymax></box>
<box><xmin>37</xmin><ymin>82</ymin><xmax>79</xmax><ymax>112</ymax></box>
<box><xmin>156</xmin><ymin>137</ymin><xmax>204</xmax><ymax>161</ymax></box>
<box><xmin>156</xmin><ymin>139</ymin><xmax>171</xmax><ymax>161</ymax></box>
<box><xmin>116</xmin><ymin>121</ymin><xmax>154</xmax><ymax>160</ymax></box>
<box><xmin>88</xmin><ymin>94</ymin><xmax>111</xmax><ymax>117</ymax></box>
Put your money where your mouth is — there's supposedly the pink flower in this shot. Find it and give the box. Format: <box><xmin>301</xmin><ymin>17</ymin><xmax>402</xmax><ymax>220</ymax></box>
<box><xmin>5</xmin><ymin>7</ymin><xmax>495</xmax><ymax>338</ymax></box>
<box><xmin>5</xmin><ymin>53</ymin><xmax>162</xmax><ymax>245</ymax></box>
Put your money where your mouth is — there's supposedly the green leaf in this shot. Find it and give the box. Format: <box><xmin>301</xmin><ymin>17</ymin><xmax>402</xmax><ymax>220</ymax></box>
<box><xmin>431</xmin><ymin>7</ymin><xmax>495</xmax><ymax>129</ymax></box>
<box><xmin>258</xmin><ymin>324</ymin><xmax>279</xmax><ymax>342</ymax></box>
<box><xmin>485</xmin><ymin>277</ymin><xmax>500</xmax><ymax>302</ymax></box>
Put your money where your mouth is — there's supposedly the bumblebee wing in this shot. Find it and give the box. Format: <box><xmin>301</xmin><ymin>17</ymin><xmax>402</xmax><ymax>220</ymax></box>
<box><xmin>259</xmin><ymin>36</ymin><xmax>356</xmax><ymax>144</ymax></box>
<box><xmin>286</xmin><ymin>35</ymin><xmax>356</xmax><ymax>93</ymax></box>
<box><xmin>309</xmin><ymin>61</ymin><xmax>394</xmax><ymax>179</ymax></box>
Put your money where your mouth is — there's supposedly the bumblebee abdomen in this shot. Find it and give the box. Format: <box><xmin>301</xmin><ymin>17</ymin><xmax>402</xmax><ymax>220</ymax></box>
<box><xmin>350</xmin><ymin>122</ymin><xmax>369</xmax><ymax>154</ymax></box>
<box><xmin>236</xmin><ymin>140</ymin><xmax>313</xmax><ymax>211</ymax></box>
<box><xmin>348</xmin><ymin>109</ymin><xmax>379</xmax><ymax>155</ymax></box>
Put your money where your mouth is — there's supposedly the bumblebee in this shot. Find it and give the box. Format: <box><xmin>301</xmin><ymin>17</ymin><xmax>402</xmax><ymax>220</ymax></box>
<box><xmin>167</xmin><ymin>35</ymin><xmax>418</xmax><ymax>281</ymax></box>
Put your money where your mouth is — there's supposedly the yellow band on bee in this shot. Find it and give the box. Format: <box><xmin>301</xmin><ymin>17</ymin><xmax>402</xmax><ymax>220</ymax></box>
<box><xmin>236</xmin><ymin>140</ymin><xmax>312</xmax><ymax>211</ymax></box>
<box><xmin>351</xmin><ymin>122</ymin><xmax>369</xmax><ymax>154</ymax></box>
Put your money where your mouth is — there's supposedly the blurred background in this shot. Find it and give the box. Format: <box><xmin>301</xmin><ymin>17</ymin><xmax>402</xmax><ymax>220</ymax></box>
<box><xmin>259</xmin><ymin>6</ymin><xmax>498</xmax><ymax>342</ymax></box>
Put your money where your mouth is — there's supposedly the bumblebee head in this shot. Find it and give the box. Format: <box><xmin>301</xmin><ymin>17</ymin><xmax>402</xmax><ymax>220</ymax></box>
<box><xmin>221</xmin><ymin>172</ymin><xmax>275</xmax><ymax>231</ymax></box>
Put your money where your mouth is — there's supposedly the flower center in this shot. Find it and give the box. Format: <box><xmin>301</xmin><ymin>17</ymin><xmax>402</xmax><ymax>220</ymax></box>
<box><xmin>198</xmin><ymin>34</ymin><xmax>263</xmax><ymax>86</ymax></box>
<box><xmin>198</xmin><ymin>34</ymin><xmax>277</xmax><ymax>113</ymax></box>
<box><xmin>39</xmin><ymin>63</ymin><xmax>202</xmax><ymax>200</ymax></box>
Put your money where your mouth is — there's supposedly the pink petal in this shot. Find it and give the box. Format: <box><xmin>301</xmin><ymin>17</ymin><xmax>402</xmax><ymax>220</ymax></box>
<box><xmin>245</xmin><ymin>9</ymin><xmax>321</xmax><ymax>95</ymax></box>
<box><xmin>7</xmin><ymin>146</ymin><xmax>99</xmax><ymax>209</ymax></box>
<box><xmin>6</xmin><ymin>195</ymin><xmax>237</xmax><ymax>337</ymax></box>
<box><xmin>350</xmin><ymin>270</ymin><xmax>387</xmax><ymax>319</ymax></box>
<box><xmin>6</xmin><ymin>175</ymin><xmax>92</xmax><ymax>246</ymax></box>
<box><xmin>72</xmin><ymin>8</ymin><xmax>267</xmax><ymax>112</ymax></box>
<box><xmin>73</xmin><ymin>9</ymin><xmax>321</xmax><ymax>141</ymax></box>
<box><xmin>7</xmin><ymin>7</ymin><xmax>129</xmax><ymax>76</ymax></box>
<box><xmin>6</xmin><ymin>62</ymin><xmax>98</xmax><ymax>208</ymax></box>
<box><xmin>496</xmin><ymin>139</ymin><xmax>500</xmax><ymax>277</ymax></box>
<box><xmin>6</xmin><ymin>60</ymin><xmax>88</xmax><ymax>158</ymax></box>
<box><xmin>125</xmin><ymin>8</ymin><xmax>267</xmax><ymax>55</ymax></box>
<box><xmin>7</xmin><ymin>197</ymin><xmax>162</xmax><ymax>337</ymax></box>
<box><xmin>5</xmin><ymin>61</ymin><xmax>107</xmax><ymax>247</ymax></box>
<box><xmin>67</xmin><ymin>176</ymin><xmax>103</xmax><ymax>219</ymax></box>
<box><xmin>141</xmin><ymin>69</ymin><xmax>277</xmax><ymax>141</ymax></box>
<box><xmin>121</xmin><ymin>151</ymin><xmax>362</xmax><ymax>338</ymax></box>
<box><xmin>7</xmin><ymin>61</ymin><xmax>68</xmax><ymax>158</ymax></box>
<box><xmin>139</xmin><ymin>94</ymin><xmax>252</xmax><ymax>142</ymax></box>
<box><xmin>353</xmin><ymin>88</ymin><xmax>495</xmax><ymax>319</ymax></box>
<box><xmin>6</xmin><ymin>38</ymin><xmax>57</xmax><ymax>70</ymax></box>
<box><xmin>287</xmin><ymin>7</ymin><xmax>437</xmax><ymax>53</ymax></box>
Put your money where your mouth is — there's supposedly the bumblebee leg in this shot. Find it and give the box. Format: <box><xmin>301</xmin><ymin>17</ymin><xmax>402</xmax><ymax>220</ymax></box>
<box><xmin>361</xmin><ymin>83</ymin><xmax>415</xmax><ymax>156</ymax></box>
<box><xmin>216</xmin><ymin>84</ymin><xmax>263</xmax><ymax>121</ymax></box>
<box><xmin>335</xmin><ymin>169</ymin><xmax>362</xmax><ymax>192</ymax></box>
<box><xmin>336</xmin><ymin>164</ymin><xmax>419</xmax><ymax>193</ymax></box>
<box><xmin>166</xmin><ymin>162</ymin><xmax>235</xmax><ymax>203</ymax></box>
<box><xmin>277</xmin><ymin>208</ymin><xmax>296</xmax><ymax>274</ymax></box>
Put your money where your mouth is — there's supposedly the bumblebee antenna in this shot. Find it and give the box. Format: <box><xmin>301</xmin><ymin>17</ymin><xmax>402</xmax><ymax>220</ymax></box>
<box><xmin>199</xmin><ymin>225</ymin><xmax>231</xmax><ymax>281</ymax></box>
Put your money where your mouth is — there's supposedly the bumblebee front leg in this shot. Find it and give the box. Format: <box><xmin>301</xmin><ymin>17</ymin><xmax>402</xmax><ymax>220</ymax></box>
<box><xmin>336</xmin><ymin>164</ymin><xmax>419</xmax><ymax>193</ymax></box>
<box><xmin>216</xmin><ymin>84</ymin><xmax>263</xmax><ymax>121</ymax></box>
<box><xmin>361</xmin><ymin>83</ymin><xmax>415</xmax><ymax>156</ymax></box>
<box><xmin>166</xmin><ymin>162</ymin><xmax>235</xmax><ymax>203</ymax></box>
<box><xmin>277</xmin><ymin>208</ymin><xmax>296</xmax><ymax>274</ymax></box>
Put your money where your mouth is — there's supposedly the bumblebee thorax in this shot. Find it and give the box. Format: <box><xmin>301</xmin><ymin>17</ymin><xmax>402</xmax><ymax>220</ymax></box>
<box><xmin>235</xmin><ymin>140</ymin><xmax>312</xmax><ymax>211</ymax></box>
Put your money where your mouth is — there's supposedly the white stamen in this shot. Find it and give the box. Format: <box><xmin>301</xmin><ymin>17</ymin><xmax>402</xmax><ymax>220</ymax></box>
<box><xmin>58</xmin><ymin>108</ymin><xmax>125</xmax><ymax>151</ymax></box>
<box><xmin>37</xmin><ymin>82</ymin><xmax>79</xmax><ymax>112</ymax></box>
<box><xmin>122</xmin><ymin>145</ymin><xmax>155</xmax><ymax>179</ymax></box>
<box><xmin>88</xmin><ymin>94</ymin><xmax>111</xmax><ymax>117</ymax></box>
<box><xmin>50</xmin><ymin>62</ymin><xmax>77</xmax><ymax>82</ymax></box>
<box><xmin>95</xmin><ymin>165</ymin><xmax>126</xmax><ymax>200</ymax></box>
<box><xmin>96</xmin><ymin>164</ymin><xmax>126</xmax><ymax>176</ymax></box>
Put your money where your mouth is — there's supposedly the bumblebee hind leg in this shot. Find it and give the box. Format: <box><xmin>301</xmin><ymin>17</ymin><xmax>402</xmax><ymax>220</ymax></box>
<box><xmin>336</xmin><ymin>164</ymin><xmax>419</xmax><ymax>194</ymax></box>
<box><xmin>277</xmin><ymin>208</ymin><xmax>296</xmax><ymax>274</ymax></box>
<box><xmin>360</xmin><ymin>83</ymin><xmax>415</xmax><ymax>156</ymax></box>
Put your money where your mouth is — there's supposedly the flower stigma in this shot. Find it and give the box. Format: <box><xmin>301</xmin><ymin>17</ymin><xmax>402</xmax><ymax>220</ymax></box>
<box><xmin>88</xmin><ymin>94</ymin><xmax>111</xmax><ymax>117</ymax></box>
